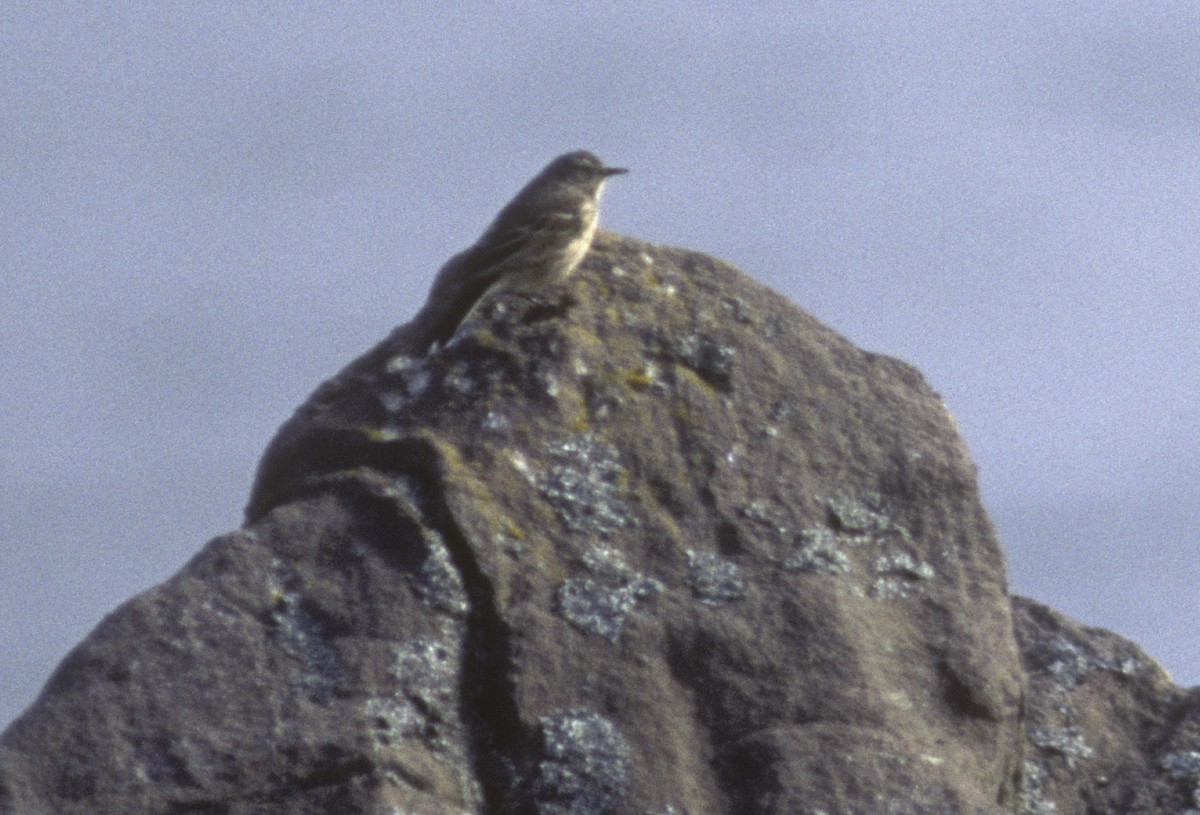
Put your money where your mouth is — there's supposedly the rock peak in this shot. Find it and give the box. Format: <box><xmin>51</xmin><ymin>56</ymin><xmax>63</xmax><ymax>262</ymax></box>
<box><xmin>8</xmin><ymin>235</ymin><xmax>1183</xmax><ymax>814</ymax></box>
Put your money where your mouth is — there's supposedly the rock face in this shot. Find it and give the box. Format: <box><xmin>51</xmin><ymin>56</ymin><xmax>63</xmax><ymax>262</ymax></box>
<box><xmin>1012</xmin><ymin>596</ymin><xmax>1200</xmax><ymax>814</ymax></box>
<box><xmin>2</xmin><ymin>231</ymin><xmax>1125</xmax><ymax>814</ymax></box>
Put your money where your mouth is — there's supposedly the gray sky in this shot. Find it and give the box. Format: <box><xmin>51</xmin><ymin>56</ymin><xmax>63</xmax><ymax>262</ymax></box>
<box><xmin>3</xmin><ymin>3</ymin><xmax>1197</xmax><ymax>728</ymax></box>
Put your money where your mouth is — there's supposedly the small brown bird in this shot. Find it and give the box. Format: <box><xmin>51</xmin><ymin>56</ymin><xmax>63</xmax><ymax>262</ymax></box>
<box><xmin>412</xmin><ymin>150</ymin><xmax>627</xmax><ymax>352</ymax></box>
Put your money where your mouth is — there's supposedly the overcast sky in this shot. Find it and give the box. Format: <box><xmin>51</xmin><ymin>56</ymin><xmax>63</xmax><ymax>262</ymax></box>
<box><xmin>3</xmin><ymin>3</ymin><xmax>1198</xmax><ymax>728</ymax></box>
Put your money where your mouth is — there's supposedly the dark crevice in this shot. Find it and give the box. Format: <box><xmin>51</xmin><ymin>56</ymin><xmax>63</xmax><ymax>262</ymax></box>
<box><xmin>715</xmin><ymin>520</ymin><xmax>743</xmax><ymax>556</ymax></box>
<box><xmin>167</xmin><ymin>757</ymin><xmax>375</xmax><ymax>814</ymax></box>
<box><xmin>169</xmin><ymin>801</ymin><xmax>230</xmax><ymax>814</ymax></box>
<box><xmin>401</xmin><ymin>440</ymin><xmax>526</xmax><ymax>814</ymax></box>
<box><xmin>517</xmin><ymin>292</ymin><xmax>576</xmax><ymax>326</ymax></box>
<box><xmin>288</xmin><ymin>756</ymin><xmax>375</xmax><ymax>792</ymax></box>
<box><xmin>937</xmin><ymin>658</ymin><xmax>997</xmax><ymax>721</ymax></box>
<box><xmin>309</xmin><ymin>436</ymin><xmax>526</xmax><ymax>814</ymax></box>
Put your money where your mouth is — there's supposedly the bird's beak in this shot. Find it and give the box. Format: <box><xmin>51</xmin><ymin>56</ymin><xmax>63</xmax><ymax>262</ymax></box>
<box><xmin>603</xmin><ymin>166</ymin><xmax>629</xmax><ymax>177</ymax></box>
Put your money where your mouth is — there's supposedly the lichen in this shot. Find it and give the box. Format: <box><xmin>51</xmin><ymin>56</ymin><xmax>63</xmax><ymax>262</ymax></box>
<box><xmin>528</xmin><ymin>709</ymin><xmax>631</xmax><ymax>815</ymax></box>
<box><xmin>1161</xmin><ymin>750</ymin><xmax>1200</xmax><ymax>813</ymax></box>
<box><xmin>482</xmin><ymin>410</ymin><xmax>511</xmax><ymax>434</ymax></box>
<box><xmin>385</xmin><ymin>353</ymin><xmax>431</xmax><ymax>399</ymax></box>
<box><xmin>554</xmin><ymin>547</ymin><xmax>662</xmax><ymax>641</ymax></box>
<box><xmin>685</xmin><ymin>550</ymin><xmax>746</xmax><ymax>606</ymax></box>
<box><xmin>870</xmin><ymin>552</ymin><xmax>935</xmax><ymax>599</ymax></box>
<box><xmin>1028</xmin><ymin>725</ymin><xmax>1094</xmax><ymax>769</ymax></box>
<box><xmin>444</xmin><ymin>360</ymin><xmax>477</xmax><ymax>395</ymax></box>
<box><xmin>1019</xmin><ymin>628</ymin><xmax>1149</xmax><ymax>812</ymax></box>
<box><xmin>414</xmin><ymin>536</ymin><xmax>470</xmax><ymax>618</ymax></box>
<box><xmin>267</xmin><ymin>566</ymin><xmax>344</xmax><ymax>703</ymax></box>
<box><xmin>784</xmin><ymin>528</ymin><xmax>850</xmax><ymax>575</ymax></box>
<box><xmin>823</xmin><ymin>492</ymin><xmax>898</xmax><ymax>539</ymax></box>
<box><xmin>366</xmin><ymin>636</ymin><xmax>461</xmax><ymax>753</ymax></box>
<box><xmin>674</xmin><ymin>333</ymin><xmax>735</xmax><ymax>390</ymax></box>
<box><xmin>537</xmin><ymin>434</ymin><xmax>634</xmax><ymax>538</ymax></box>
<box><xmin>739</xmin><ymin>501</ymin><xmax>791</xmax><ymax>541</ymax></box>
<box><xmin>721</xmin><ymin>296</ymin><xmax>753</xmax><ymax>324</ymax></box>
<box><xmin>781</xmin><ymin>494</ymin><xmax>922</xmax><ymax>598</ymax></box>
<box><xmin>1017</xmin><ymin>759</ymin><xmax>1058</xmax><ymax>815</ymax></box>
<box><xmin>1026</xmin><ymin>634</ymin><xmax>1144</xmax><ymax>690</ymax></box>
<box><xmin>639</xmin><ymin>326</ymin><xmax>735</xmax><ymax>391</ymax></box>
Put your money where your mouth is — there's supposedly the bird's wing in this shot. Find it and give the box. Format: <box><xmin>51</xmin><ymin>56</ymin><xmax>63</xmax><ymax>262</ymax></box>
<box><xmin>462</xmin><ymin>204</ymin><xmax>588</xmax><ymax>274</ymax></box>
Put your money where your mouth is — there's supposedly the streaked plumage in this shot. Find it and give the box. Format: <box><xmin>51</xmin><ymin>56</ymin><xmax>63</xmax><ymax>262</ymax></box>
<box><xmin>413</xmin><ymin>151</ymin><xmax>627</xmax><ymax>352</ymax></box>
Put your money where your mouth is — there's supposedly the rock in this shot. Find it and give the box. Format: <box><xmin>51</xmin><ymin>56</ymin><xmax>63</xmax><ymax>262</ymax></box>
<box><xmin>1</xmin><ymin>232</ymin><xmax>1028</xmax><ymax>813</ymax></box>
<box><xmin>1013</xmin><ymin>595</ymin><xmax>1200</xmax><ymax>814</ymax></box>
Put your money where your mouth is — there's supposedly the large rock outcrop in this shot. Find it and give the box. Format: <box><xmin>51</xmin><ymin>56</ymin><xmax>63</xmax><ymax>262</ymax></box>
<box><xmin>3</xmin><ymin>232</ymin><xmax>1184</xmax><ymax>814</ymax></box>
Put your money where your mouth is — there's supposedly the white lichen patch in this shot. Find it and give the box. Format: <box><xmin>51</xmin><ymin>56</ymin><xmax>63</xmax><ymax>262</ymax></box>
<box><xmin>530</xmin><ymin>709</ymin><xmax>631</xmax><ymax>815</ymax></box>
<box><xmin>386</xmin><ymin>354</ymin><xmax>431</xmax><ymax>398</ymax></box>
<box><xmin>823</xmin><ymin>492</ymin><xmax>905</xmax><ymax>541</ymax></box>
<box><xmin>537</xmin><ymin>434</ymin><xmax>634</xmax><ymax>537</ymax></box>
<box><xmin>784</xmin><ymin>528</ymin><xmax>850</xmax><ymax>575</ymax></box>
<box><xmin>1017</xmin><ymin>759</ymin><xmax>1058</xmax><ymax>815</ymax></box>
<box><xmin>556</xmin><ymin>576</ymin><xmax>661</xmax><ymax>642</ymax></box>
<box><xmin>782</xmin><ymin>493</ymin><xmax>926</xmax><ymax>599</ymax></box>
<box><xmin>883</xmin><ymin>551</ymin><xmax>937</xmax><ymax>579</ymax></box>
<box><xmin>268</xmin><ymin>588</ymin><xmax>343</xmax><ymax>703</ymax></box>
<box><xmin>482</xmin><ymin>410</ymin><xmax>511</xmax><ymax>434</ymax></box>
<box><xmin>385</xmin><ymin>354</ymin><xmax>418</xmax><ymax>375</ymax></box>
<box><xmin>366</xmin><ymin>636</ymin><xmax>462</xmax><ymax>753</ymax></box>
<box><xmin>509</xmin><ymin>450</ymin><xmax>532</xmax><ymax>477</ymax></box>
<box><xmin>555</xmin><ymin>546</ymin><xmax>663</xmax><ymax>642</ymax></box>
<box><xmin>444</xmin><ymin>361</ymin><xmax>475</xmax><ymax>395</ymax></box>
<box><xmin>1033</xmin><ymin>634</ymin><xmax>1145</xmax><ymax>689</ymax></box>
<box><xmin>1160</xmin><ymin>750</ymin><xmax>1200</xmax><ymax>813</ymax></box>
<box><xmin>721</xmin><ymin>296</ymin><xmax>753</xmax><ymax>324</ymax></box>
<box><xmin>674</xmin><ymin>332</ymin><xmax>735</xmax><ymax>388</ymax></box>
<box><xmin>685</xmin><ymin>550</ymin><xmax>746</xmax><ymax>606</ymax></box>
<box><xmin>870</xmin><ymin>552</ymin><xmax>936</xmax><ymax>599</ymax></box>
<box><xmin>1028</xmin><ymin>725</ymin><xmax>1094</xmax><ymax>770</ymax></box>
<box><xmin>414</xmin><ymin>538</ymin><xmax>469</xmax><ymax>618</ymax></box>
<box><xmin>378</xmin><ymin>390</ymin><xmax>406</xmax><ymax>413</ymax></box>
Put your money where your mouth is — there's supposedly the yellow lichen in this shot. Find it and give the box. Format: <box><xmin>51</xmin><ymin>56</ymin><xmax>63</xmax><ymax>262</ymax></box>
<box><xmin>671</xmin><ymin>402</ymin><xmax>694</xmax><ymax>425</ymax></box>
<box><xmin>625</xmin><ymin>369</ymin><xmax>653</xmax><ymax>391</ymax></box>
<box><xmin>360</xmin><ymin>426</ymin><xmax>401</xmax><ymax>442</ymax></box>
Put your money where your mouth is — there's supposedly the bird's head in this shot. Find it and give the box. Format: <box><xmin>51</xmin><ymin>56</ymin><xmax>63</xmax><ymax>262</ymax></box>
<box><xmin>546</xmin><ymin>150</ymin><xmax>628</xmax><ymax>188</ymax></box>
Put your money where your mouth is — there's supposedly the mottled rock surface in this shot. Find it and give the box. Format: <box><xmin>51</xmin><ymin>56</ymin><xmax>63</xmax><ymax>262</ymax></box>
<box><xmin>4</xmin><ymin>232</ymin><xmax>1038</xmax><ymax>812</ymax></box>
<box><xmin>1013</xmin><ymin>595</ymin><xmax>1200</xmax><ymax>814</ymax></box>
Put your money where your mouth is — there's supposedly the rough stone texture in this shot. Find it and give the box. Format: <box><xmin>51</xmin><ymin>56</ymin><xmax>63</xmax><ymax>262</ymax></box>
<box><xmin>3</xmin><ymin>232</ymin><xmax>1033</xmax><ymax>813</ymax></box>
<box><xmin>1012</xmin><ymin>595</ymin><xmax>1200</xmax><ymax>815</ymax></box>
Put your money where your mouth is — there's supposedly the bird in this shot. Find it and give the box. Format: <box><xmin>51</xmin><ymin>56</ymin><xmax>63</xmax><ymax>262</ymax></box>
<box><xmin>411</xmin><ymin>150</ymin><xmax>627</xmax><ymax>352</ymax></box>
